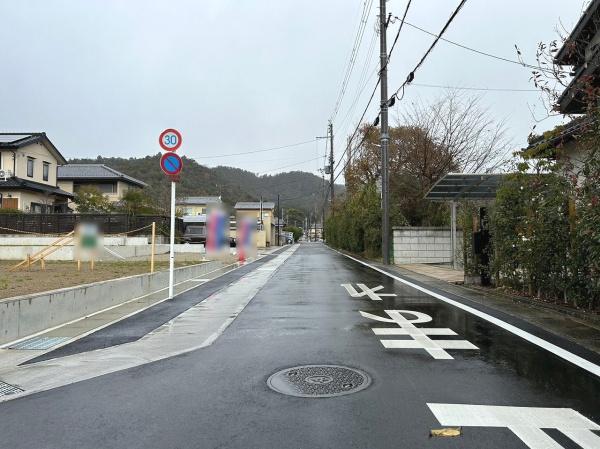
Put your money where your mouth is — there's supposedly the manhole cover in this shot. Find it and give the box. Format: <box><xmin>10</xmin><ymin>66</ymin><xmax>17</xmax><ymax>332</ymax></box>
<box><xmin>267</xmin><ymin>365</ymin><xmax>371</xmax><ymax>398</ymax></box>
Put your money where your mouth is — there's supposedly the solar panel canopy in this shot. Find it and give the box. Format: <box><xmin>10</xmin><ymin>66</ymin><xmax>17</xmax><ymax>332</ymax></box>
<box><xmin>425</xmin><ymin>173</ymin><xmax>504</xmax><ymax>201</ymax></box>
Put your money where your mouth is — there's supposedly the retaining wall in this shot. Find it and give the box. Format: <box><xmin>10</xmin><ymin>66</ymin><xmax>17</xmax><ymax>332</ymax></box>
<box><xmin>0</xmin><ymin>239</ymin><xmax>206</xmax><ymax>260</ymax></box>
<box><xmin>0</xmin><ymin>260</ymin><xmax>223</xmax><ymax>345</ymax></box>
<box><xmin>393</xmin><ymin>226</ymin><xmax>463</xmax><ymax>265</ymax></box>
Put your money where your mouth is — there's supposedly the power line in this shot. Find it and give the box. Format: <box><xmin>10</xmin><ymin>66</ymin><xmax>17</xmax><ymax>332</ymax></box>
<box><xmin>193</xmin><ymin>139</ymin><xmax>316</xmax><ymax>159</ymax></box>
<box><xmin>330</xmin><ymin>0</ymin><xmax>375</xmax><ymax>122</ymax></box>
<box><xmin>332</xmin><ymin>0</ymin><xmax>413</xmax><ymax>179</ymax></box>
<box><xmin>336</xmin><ymin>30</ymin><xmax>379</xmax><ymax>137</ymax></box>
<box><xmin>392</xmin><ymin>0</ymin><xmax>469</xmax><ymax>99</ymax></box>
<box><xmin>258</xmin><ymin>154</ymin><xmax>326</xmax><ymax>175</ymax></box>
<box><xmin>400</xmin><ymin>19</ymin><xmax>568</xmax><ymax>74</ymax></box>
<box><xmin>332</xmin><ymin>0</ymin><xmax>470</xmax><ymax>188</ymax></box>
<box><xmin>411</xmin><ymin>82</ymin><xmax>539</xmax><ymax>92</ymax></box>
<box><xmin>385</xmin><ymin>0</ymin><xmax>412</xmax><ymax>69</ymax></box>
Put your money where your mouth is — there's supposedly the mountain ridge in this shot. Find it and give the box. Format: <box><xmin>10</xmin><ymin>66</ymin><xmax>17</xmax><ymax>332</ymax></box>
<box><xmin>68</xmin><ymin>154</ymin><xmax>344</xmax><ymax>215</ymax></box>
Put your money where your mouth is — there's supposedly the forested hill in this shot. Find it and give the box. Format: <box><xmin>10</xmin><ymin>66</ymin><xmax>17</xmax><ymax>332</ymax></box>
<box><xmin>68</xmin><ymin>154</ymin><xmax>344</xmax><ymax>214</ymax></box>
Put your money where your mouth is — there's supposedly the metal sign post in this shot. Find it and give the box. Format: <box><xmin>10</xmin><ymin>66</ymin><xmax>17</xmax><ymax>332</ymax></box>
<box><xmin>169</xmin><ymin>180</ymin><xmax>176</xmax><ymax>299</ymax></box>
<box><xmin>159</xmin><ymin>129</ymin><xmax>183</xmax><ymax>300</ymax></box>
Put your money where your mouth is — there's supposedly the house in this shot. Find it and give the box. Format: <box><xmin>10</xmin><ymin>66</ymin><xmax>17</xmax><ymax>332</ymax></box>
<box><xmin>57</xmin><ymin>164</ymin><xmax>147</xmax><ymax>209</ymax></box>
<box><xmin>0</xmin><ymin>133</ymin><xmax>72</xmax><ymax>213</ymax></box>
<box><xmin>524</xmin><ymin>1</ymin><xmax>600</xmax><ymax>180</ymax></box>
<box><xmin>555</xmin><ymin>0</ymin><xmax>600</xmax><ymax>114</ymax></box>
<box><xmin>523</xmin><ymin>117</ymin><xmax>592</xmax><ymax>181</ymax></box>
<box><xmin>234</xmin><ymin>201</ymin><xmax>275</xmax><ymax>247</ymax></box>
<box><xmin>176</xmin><ymin>196</ymin><xmax>222</xmax><ymax>216</ymax></box>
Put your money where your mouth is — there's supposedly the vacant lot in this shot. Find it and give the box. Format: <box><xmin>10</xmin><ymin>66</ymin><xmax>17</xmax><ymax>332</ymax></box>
<box><xmin>0</xmin><ymin>260</ymin><xmax>200</xmax><ymax>299</ymax></box>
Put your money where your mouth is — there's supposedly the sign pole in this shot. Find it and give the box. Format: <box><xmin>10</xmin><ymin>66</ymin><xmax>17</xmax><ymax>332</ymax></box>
<box><xmin>158</xmin><ymin>127</ymin><xmax>183</xmax><ymax>300</ymax></box>
<box><xmin>168</xmin><ymin>180</ymin><xmax>176</xmax><ymax>299</ymax></box>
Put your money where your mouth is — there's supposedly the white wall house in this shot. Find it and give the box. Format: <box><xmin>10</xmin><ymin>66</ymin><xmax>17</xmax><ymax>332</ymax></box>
<box><xmin>0</xmin><ymin>133</ymin><xmax>72</xmax><ymax>212</ymax></box>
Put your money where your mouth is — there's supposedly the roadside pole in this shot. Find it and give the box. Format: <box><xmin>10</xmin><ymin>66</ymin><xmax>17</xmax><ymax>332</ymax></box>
<box><xmin>158</xmin><ymin>128</ymin><xmax>183</xmax><ymax>300</ymax></box>
<box><xmin>277</xmin><ymin>194</ymin><xmax>280</xmax><ymax>247</ymax></box>
<box><xmin>328</xmin><ymin>121</ymin><xmax>334</xmax><ymax>209</ymax></box>
<box><xmin>379</xmin><ymin>0</ymin><xmax>390</xmax><ymax>265</ymax></box>
<box><xmin>168</xmin><ymin>181</ymin><xmax>176</xmax><ymax>298</ymax></box>
<box><xmin>150</xmin><ymin>221</ymin><xmax>156</xmax><ymax>273</ymax></box>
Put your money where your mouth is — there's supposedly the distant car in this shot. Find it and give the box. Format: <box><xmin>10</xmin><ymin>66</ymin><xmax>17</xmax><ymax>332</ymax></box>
<box><xmin>182</xmin><ymin>225</ymin><xmax>206</xmax><ymax>244</ymax></box>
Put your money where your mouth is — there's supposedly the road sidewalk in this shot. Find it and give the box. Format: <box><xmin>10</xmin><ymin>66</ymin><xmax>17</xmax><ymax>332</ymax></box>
<box><xmin>385</xmin><ymin>262</ymin><xmax>600</xmax><ymax>355</ymax></box>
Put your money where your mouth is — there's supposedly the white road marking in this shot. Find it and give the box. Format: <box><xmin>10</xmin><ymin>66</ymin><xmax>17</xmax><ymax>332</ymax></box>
<box><xmin>427</xmin><ymin>403</ymin><xmax>600</xmax><ymax>449</ymax></box>
<box><xmin>360</xmin><ymin>310</ymin><xmax>477</xmax><ymax>359</ymax></box>
<box><xmin>334</xmin><ymin>249</ymin><xmax>600</xmax><ymax>378</ymax></box>
<box><xmin>0</xmin><ymin>245</ymin><xmax>299</xmax><ymax>403</ymax></box>
<box><xmin>341</xmin><ymin>283</ymin><xmax>397</xmax><ymax>301</ymax></box>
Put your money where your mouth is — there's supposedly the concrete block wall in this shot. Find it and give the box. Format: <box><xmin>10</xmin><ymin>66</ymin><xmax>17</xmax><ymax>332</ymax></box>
<box><xmin>393</xmin><ymin>227</ymin><xmax>463</xmax><ymax>265</ymax></box>
<box><xmin>0</xmin><ymin>260</ymin><xmax>223</xmax><ymax>345</ymax></box>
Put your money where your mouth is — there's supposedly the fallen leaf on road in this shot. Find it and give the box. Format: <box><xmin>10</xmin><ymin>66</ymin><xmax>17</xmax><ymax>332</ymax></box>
<box><xmin>430</xmin><ymin>427</ymin><xmax>461</xmax><ymax>438</ymax></box>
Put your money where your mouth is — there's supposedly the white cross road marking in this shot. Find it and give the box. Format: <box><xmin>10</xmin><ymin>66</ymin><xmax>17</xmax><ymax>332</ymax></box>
<box><xmin>341</xmin><ymin>283</ymin><xmax>397</xmax><ymax>301</ymax></box>
<box><xmin>427</xmin><ymin>403</ymin><xmax>600</xmax><ymax>449</ymax></box>
<box><xmin>359</xmin><ymin>310</ymin><xmax>478</xmax><ymax>359</ymax></box>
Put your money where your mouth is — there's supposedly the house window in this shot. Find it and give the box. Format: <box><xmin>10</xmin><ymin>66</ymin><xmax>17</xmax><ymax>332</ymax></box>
<box><xmin>27</xmin><ymin>158</ymin><xmax>34</xmax><ymax>177</ymax></box>
<box><xmin>74</xmin><ymin>182</ymin><xmax>116</xmax><ymax>194</ymax></box>
<box><xmin>95</xmin><ymin>183</ymin><xmax>116</xmax><ymax>193</ymax></box>
<box><xmin>43</xmin><ymin>162</ymin><xmax>50</xmax><ymax>181</ymax></box>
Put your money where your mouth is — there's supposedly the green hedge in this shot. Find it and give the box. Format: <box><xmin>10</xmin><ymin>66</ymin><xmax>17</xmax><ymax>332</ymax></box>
<box><xmin>475</xmin><ymin>158</ymin><xmax>600</xmax><ymax>310</ymax></box>
<box><xmin>325</xmin><ymin>183</ymin><xmax>381</xmax><ymax>258</ymax></box>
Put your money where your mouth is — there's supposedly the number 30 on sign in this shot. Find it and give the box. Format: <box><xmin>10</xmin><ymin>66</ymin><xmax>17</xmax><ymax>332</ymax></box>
<box><xmin>159</xmin><ymin>128</ymin><xmax>182</xmax><ymax>152</ymax></box>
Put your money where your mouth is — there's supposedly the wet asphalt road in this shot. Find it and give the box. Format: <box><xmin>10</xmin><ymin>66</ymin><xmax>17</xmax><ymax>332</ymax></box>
<box><xmin>0</xmin><ymin>243</ymin><xmax>599</xmax><ymax>449</ymax></box>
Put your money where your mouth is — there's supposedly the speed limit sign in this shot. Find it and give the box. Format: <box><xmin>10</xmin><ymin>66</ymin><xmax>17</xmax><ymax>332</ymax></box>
<box><xmin>159</xmin><ymin>128</ymin><xmax>182</xmax><ymax>152</ymax></box>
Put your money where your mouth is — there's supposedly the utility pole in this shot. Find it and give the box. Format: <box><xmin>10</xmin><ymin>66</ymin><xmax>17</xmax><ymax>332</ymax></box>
<box><xmin>379</xmin><ymin>0</ymin><xmax>390</xmax><ymax>265</ymax></box>
<box><xmin>328</xmin><ymin>121</ymin><xmax>334</xmax><ymax>208</ymax></box>
<box><xmin>277</xmin><ymin>194</ymin><xmax>280</xmax><ymax>246</ymax></box>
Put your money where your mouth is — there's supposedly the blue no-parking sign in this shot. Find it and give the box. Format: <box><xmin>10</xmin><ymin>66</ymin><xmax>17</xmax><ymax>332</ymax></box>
<box><xmin>160</xmin><ymin>152</ymin><xmax>183</xmax><ymax>176</ymax></box>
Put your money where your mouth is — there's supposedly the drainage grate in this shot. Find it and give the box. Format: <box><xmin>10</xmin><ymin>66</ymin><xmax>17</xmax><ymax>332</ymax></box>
<box><xmin>8</xmin><ymin>336</ymin><xmax>70</xmax><ymax>350</ymax></box>
<box><xmin>267</xmin><ymin>365</ymin><xmax>371</xmax><ymax>398</ymax></box>
<box><xmin>0</xmin><ymin>381</ymin><xmax>24</xmax><ymax>397</ymax></box>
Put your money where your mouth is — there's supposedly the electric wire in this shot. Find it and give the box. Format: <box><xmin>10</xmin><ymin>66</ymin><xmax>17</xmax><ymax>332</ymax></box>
<box><xmin>193</xmin><ymin>139</ymin><xmax>316</xmax><ymax>159</ymax></box>
<box><xmin>411</xmin><ymin>82</ymin><xmax>539</xmax><ymax>92</ymax></box>
<box><xmin>331</xmin><ymin>0</ymin><xmax>413</xmax><ymax>180</ymax></box>
<box><xmin>399</xmin><ymin>19</ymin><xmax>569</xmax><ymax>75</ymax></box>
<box><xmin>392</xmin><ymin>0</ymin><xmax>469</xmax><ymax>100</ymax></box>
<box><xmin>330</xmin><ymin>0</ymin><xmax>375</xmax><ymax>122</ymax></box>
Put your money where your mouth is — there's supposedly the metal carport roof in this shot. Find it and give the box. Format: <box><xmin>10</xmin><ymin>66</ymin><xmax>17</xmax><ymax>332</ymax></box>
<box><xmin>425</xmin><ymin>173</ymin><xmax>504</xmax><ymax>202</ymax></box>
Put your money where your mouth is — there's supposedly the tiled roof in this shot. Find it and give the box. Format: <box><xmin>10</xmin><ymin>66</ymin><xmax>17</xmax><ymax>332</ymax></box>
<box><xmin>0</xmin><ymin>133</ymin><xmax>67</xmax><ymax>164</ymax></box>
<box><xmin>0</xmin><ymin>177</ymin><xmax>74</xmax><ymax>197</ymax></box>
<box><xmin>57</xmin><ymin>164</ymin><xmax>147</xmax><ymax>187</ymax></box>
<box><xmin>234</xmin><ymin>201</ymin><xmax>275</xmax><ymax>210</ymax></box>
<box><xmin>176</xmin><ymin>196</ymin><xmax>222</xmax><ymax>205</ymax></box>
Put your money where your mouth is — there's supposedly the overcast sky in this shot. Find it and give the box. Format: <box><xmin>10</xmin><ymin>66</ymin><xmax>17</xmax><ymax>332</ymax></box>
<box><xmin>0</xmin><ymin>0</ymin><xmax>586</xmax><ymax>177</ymax></box>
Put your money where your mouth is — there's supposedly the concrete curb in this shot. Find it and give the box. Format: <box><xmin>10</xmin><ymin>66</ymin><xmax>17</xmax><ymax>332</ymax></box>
<box><xmin>0</xmin><ymin>261</ymin><xmax>223</xmax><ymax>345</ymax></box>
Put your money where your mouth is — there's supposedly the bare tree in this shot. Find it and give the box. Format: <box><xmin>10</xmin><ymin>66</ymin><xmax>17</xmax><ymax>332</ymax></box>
<box><xmin>400</xmin><ymin>90</ymin><xmax>513</xmax><ymax>173</ymax></box>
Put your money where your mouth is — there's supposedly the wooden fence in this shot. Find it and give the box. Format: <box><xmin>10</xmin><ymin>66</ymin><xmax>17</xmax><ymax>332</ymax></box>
<box><xmin>0</xmin><ymin>213</ymin><xmax>183</xmax><ymax>236</ymax></box>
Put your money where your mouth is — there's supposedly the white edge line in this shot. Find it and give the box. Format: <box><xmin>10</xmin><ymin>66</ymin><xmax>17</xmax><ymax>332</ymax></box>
<box><xmin>331</xmin><ymin>247</ymin><xmax>600</xmax><ymax>378</ymax></box>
